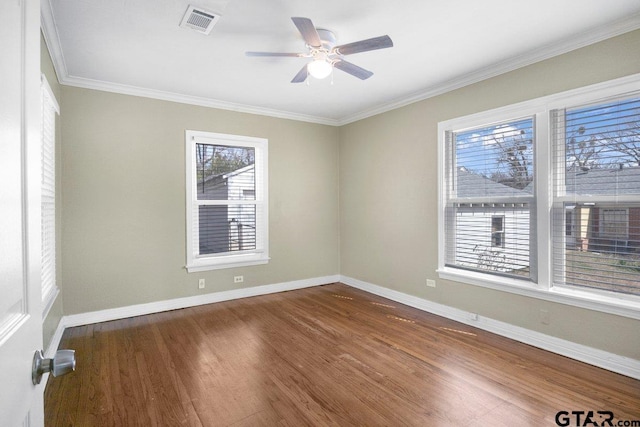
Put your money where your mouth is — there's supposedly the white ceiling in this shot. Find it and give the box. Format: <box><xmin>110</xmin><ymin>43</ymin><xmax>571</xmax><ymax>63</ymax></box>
<box><xmin>43</xmin><ymin>0</ymin><xmax>640</xmax><ymax>125</ymax></box>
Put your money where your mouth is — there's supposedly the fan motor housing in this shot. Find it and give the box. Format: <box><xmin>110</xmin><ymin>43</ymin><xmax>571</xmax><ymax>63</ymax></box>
<box><xmin>316</xmin><ymin>29</ymin><xmax>337</xmax><ymax>50</ymax></box>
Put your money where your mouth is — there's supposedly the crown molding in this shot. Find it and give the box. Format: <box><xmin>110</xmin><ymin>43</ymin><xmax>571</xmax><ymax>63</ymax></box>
<box><xmin>39</xmin><ymin>0</ymin><xmax>339</xmax><ymax>126</ymax></box>
<box><xmin>40</xmin><ymin>0</ymin><xmax>68</xmax><ymax>81</ymax></box>
<box><xmin>60</xmin><ymin>74</ymin><xmax>341</xmax><ymax>126</ymax></box>
<box><xmin>336</xmin><ymin>12</ymin><xmax>640</xmax><ymax>126</ymax></box>
<box><xmin>41</xmin><ymin>0</ymin><xmax>640</xmax><ymax>128</ymax></box>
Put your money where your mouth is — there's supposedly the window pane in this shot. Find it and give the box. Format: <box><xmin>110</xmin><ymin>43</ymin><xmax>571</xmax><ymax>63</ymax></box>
<box><xmin>563</xmin><ymin>98</ymin><xmax>640</xmax><ymax>195</ymax></box>
<box><xmin>553</xmin><ymin>96</ymin><xmax>640</xmax><ymax>296</ymax></box>
<box><xmin>445</xmin><ymin>203</ymin><xmax>531</xmax><ymax>277</ymax></box>
<box><xmin>554</xmin><ymin>202</ymin><xmax>640</xmax><ymax>296</ymax></box>
<box><xmin>198</xmin><ymin>204</ymin><xmax>257</xmax><ymax>255</ymax></box>
<box><xmin>445</xmin><ymin>118</ymin><xmax>535</xmax><ymax>280</ymax></box>
<box><xmin>454</xmin><ymin>118</ymin><xmax>534</xmax><ymax>196</ymax></box>
<box><xmin>196</xmin><ymin>144</ymin><xmax>255</xmax><ymax>201</ymax></box>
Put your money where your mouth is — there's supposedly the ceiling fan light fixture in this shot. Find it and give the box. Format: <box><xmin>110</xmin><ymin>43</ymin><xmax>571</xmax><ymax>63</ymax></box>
<box><xmin>307</xmin><ymin>59</ymin><xmax>332</xmax><ymax>79</ymax></box>
<box><xmin>246</xmin><ymin>17</ymin><xmax>393</xmax><ymax>83</ymax></box>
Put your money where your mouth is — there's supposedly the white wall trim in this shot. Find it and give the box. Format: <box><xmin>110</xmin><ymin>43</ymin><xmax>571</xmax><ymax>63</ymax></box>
<box><xmin>336</xmin><ymin>13</ymin><xmax>640</xmax><ymax>126</ymax></box>
<box><xmin>340</xmin><ymin>275</ymin><xmax>640</xmax><ymax>380</ymax></box>
<box><xmin>45</xmin><ymin>275</ymin><xmax>638</xmax><ymax>379</ymax></box>
<box><xmin>59</xmin><ymin>75</ymin><xmax>341</xmax><ymax>127</ymax></box>
<box><xmin>62</xmin><ymin>275</ymin><xmax>340</xmax><ymax>328</ymax></box>
<box><xmin>44</xmin><ymin>319</ymin><xmax>66</xmax><ymax>359</ymax></box>
<box><xmin>41</xmin><ymin>287</ymin><xmax>59</xmax><ymax>321</ymax></box>
<box><xmin>40</xmin><ymin>0</ymin><xmax>68</xmax><ymax>81</ymax></box>
<box><xmin>40</xmin><ymin>0</ymin><xmax>640</xmax><ymax>127</ymax></box>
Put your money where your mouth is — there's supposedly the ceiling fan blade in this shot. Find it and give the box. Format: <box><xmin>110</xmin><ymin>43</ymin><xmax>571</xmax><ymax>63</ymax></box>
<box><xmin>291</xmin><ymin>17</ymin><xmax>322</xmax><ymax>48</ymax></box>
<box><xmin>332</xmin><ymin>35</ymin><xmax>393</xmax><ymax>56</ymax></box>
<box><xmin>245</xmin><ymin>52</ymin><xmax>304</xmax><ymax>57</ymax></box>
<box><xmin>291</xmin><ymin>65</ymin><xmax>308</xmax><ymax>83</ymax></box>
<box><xmin>333</xmin><ymin>60</ymin><xmax>374</xmax><ymax>80</ymax></box>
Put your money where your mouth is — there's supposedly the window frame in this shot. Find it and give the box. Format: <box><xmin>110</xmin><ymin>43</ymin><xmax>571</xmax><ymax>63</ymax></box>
<box><xmin>437</xmin><ymin>73</ymin><xmax>640</xmax><ymax>320</ymax></box>
<box><xmin>185</xmin><ymin>130</ymin><xmax>269</xmax><ymax>272</ymax></box>
<box><xmin>443</xmin><ymin>116</ymin><xmax>537</xmax><ymax>280</ymax></box>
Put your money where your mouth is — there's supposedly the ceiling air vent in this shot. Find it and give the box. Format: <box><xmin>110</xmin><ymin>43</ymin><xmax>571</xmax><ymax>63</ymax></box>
<box><xmin>179</xmin><ymin>5</ymin><xmax>220</xmax><ymax>35</ymax></box>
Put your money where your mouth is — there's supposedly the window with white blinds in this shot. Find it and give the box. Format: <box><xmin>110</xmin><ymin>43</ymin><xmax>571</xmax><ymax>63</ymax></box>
<box><xmin>41</xmin><ymin>75</ymin><xmax>59</xmax><ymax>313</ymax></box>
<box><xmin>443</xmin><ymin>118</ymin><xmax>535</xmax><ymax>280</ymax></box>
<box><xmin>552</xmin><ymin>96</ymin><xmax>640</xmax><ymax>296</ymax></box>
<box><xmin>185</xmin><ymin>131</ymin><xmax>269</xmax><ymax>272</ymax></box>
<box><xmin>439</xmin><ymin>76</ymin><xmax>640</xmax><ymax>317</ymax></box>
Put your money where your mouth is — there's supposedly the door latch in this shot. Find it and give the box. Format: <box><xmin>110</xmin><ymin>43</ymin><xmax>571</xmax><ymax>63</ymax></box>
<box><xmin>32</xmin><ymin>349</ymin><xmax>76</xmax><ymax>385</ymax></box>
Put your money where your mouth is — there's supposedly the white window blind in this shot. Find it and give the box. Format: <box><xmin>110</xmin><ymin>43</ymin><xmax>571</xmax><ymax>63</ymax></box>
<box><xmin>552</xmin><ymin>96</ymin><xmax>640</xmax><ymax>296</ymax></box>
<box><xmin>41</xmin><ymin>75</ymin><xmax>59</xmax><ymax>311</ymax></box>
<box><xmin>186</xmin><ymin>131</ymin><xmax>268</xmax><ymax>272</ymax></box>
<box><xmin>196</xmin><ymin>144</ymin><xmax>258</xmax><ymax>255</ymax></box>
<box><xmin>444</xmin><ymin>118</ymin><xmax>536</xmax><ymax>279</ymax></box>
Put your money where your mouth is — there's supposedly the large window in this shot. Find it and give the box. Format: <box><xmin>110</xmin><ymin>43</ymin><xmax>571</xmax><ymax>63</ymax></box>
<box><xmin>443</xmin><ymin>118</ymin><xmax>535</xmax><ymax>279</ymax></box>
<box><xmin>185</xmin><ymin>131</ymin><xmax>268</xmax><ymax>272</ymax></box>
<box><xmin>438</xmin><ymin>75</ymin><xmax>640</xmax><ymax>317</ymax></box>
<box><xmin>552</xmin><ymin>96</ymin><xmax>640</xmax><ymax>297</ymax></box>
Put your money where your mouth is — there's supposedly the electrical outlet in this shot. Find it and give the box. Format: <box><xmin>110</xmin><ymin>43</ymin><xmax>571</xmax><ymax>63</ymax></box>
<box><xmin>426</xmin><ymin>279</ymin><xmax>436</xmax><ymax>288</ymax></box>
<box><xmin>198</xmin><ymin>278</ymin><xmax>205</xmax><ymax>289</ymax></box>
<box><xmin>540</xmin><ymin>309</ymin><xmax>550</xmax><ymax>325</ymax></box>
<box><xmin>234</xmin><ymin>275</ymin><xmax>244</xmax><ymax>283</ymax></box>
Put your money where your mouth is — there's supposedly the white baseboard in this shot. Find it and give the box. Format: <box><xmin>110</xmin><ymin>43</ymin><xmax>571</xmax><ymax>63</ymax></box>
<box><xmin>62</xmin><ymin>275</ymin><xmax>340</xmax><ymax>328</ymax></box>
<box><xmin>340</xmin><ymin>275</ymin><xmax>640</xmax><ymax>380</ymax></box>
<box><xmin>46</xmin><ymin>273</ymin><xmax>639</xmax><ymax>380</ymax></box>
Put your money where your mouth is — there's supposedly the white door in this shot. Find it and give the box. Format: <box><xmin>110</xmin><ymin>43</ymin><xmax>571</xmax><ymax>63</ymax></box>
<box><xmin>0</xmin><ymin>0</ymin><xmax>46</xmax><ymax>425</ymax></box>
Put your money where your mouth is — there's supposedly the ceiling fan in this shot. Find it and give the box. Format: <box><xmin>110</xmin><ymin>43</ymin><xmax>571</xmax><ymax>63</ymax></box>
<box><xmin>246</xmin><ymin>17</ymin><xmax>393</xmax><ymax>83</ymax></box>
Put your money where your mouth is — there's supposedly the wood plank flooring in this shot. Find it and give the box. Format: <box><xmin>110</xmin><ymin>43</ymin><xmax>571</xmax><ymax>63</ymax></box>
<box><xmin>45</xmin><ymin>283</ymin><xmax>640</xmax><ymax>426</ymax></box>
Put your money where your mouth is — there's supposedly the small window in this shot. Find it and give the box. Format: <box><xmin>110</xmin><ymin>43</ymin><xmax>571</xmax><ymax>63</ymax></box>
<box><xmin>185</xmin><ymin>131</ymin><xmax>269</xmax><ymax>272</ymax></box>
<box><xmin>491</xmin><ymin>216</ymin><xmax>505</xmax><ymax>248</ymax></box>
<box><xmin>600</xmin><ymin>208</ymin><xmax>629</xmax><ymax>240</ymax></box>
<box><xmin>565</xmin><ymin>209</ymin><xmax>574</xmax><ymax>237</ymax></box>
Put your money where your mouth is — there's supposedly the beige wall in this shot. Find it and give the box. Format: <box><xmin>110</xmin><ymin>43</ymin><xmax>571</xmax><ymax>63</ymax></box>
<box><xmin>339</xmin><ymin>29</ymin><xmax>640</xmax><ymax>359</ymax></box>
<box><xmin>60</xmin><ymin>87</ymin><xmax>340</xmax><ymax>314</ymax></box>
<box><xmin>49</xmin><ymin>29</ymin><xmax>640</xmax><ymax>361</ymax></box>
<box><xmin>41</xmin><ymin>33</ymin><xmax>64</xmax><ymax>350</ymax></box>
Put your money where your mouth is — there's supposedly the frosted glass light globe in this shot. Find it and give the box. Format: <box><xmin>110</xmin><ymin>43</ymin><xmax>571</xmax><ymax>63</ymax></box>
<box><xmin>307</xmin><ymin>60</ymin><xmax>332</xmax><ymax>79</ymax></box>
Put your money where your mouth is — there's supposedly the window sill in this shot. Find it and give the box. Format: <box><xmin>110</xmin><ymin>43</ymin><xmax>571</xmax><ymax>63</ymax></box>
<box><xmin>186</xmin><ymin>254</ymin><xmax>270</xmax><ymax>273</ymax></box>
<box><xmin>437</xmin><ymin>267</ymin><xmax>640</xmax><ymax>320</ymax></box>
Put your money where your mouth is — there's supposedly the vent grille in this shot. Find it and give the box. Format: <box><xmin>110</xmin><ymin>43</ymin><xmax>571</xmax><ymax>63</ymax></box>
<box><xmin>180</xmin><ymin>5</ymin><xmax>220</xmax><ymax>35</ymax></box>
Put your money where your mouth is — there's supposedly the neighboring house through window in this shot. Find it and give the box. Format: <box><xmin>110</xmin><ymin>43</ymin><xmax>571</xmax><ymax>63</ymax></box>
<box><xmin>553</xmin><ymin>96</ymin><xmax>640</xmax><ymax>295</ymax></box>
<box><xmin>438</xmin><ymin>75</ymin><xmax>640</xmax><ymax>317</ymax></box>
<box><xmin>185</xmin><ymin>131</ymin><xmax>269</xmax><ymax>271</ymax></box>
<box><xmin>442</xmin><ymin>118</ymin><xmax>534</xmax><ymax>278</ymax></box>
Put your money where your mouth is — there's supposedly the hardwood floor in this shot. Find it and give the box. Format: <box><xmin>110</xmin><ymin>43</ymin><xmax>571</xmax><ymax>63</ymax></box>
<box><xmin>45</xmin><ymin>283</ymin><xmax>640</xmax><ymax>426</ymax></box>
